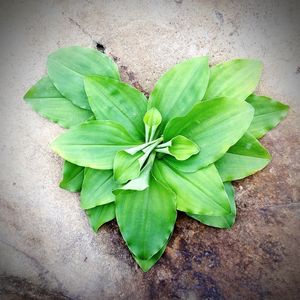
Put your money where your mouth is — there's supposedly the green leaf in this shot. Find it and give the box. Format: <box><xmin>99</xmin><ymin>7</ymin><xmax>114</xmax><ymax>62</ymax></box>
<box><xmin>59</xmin><ymin>161</ymin><xmax>84</xmax><ymax>192</ymax></box>
<box><xmin>116</xmin><ymin>176</ymin><xmax>176</xmax><ymax>260</ymax></box>
<box><xmin>203</xmin><ymin>59</ymin><xmax>262</xmax><ymax>101</ymax></box>
<box><xmin>80</xmin><ymin>168</ymin><xmax>115</xmax><ymax>209</ymax></box>
<box><xmin>114</xmin><ymin>138</ymin><xmax>163</xmax><ymax>184</ymax></box>
<box><xmin>86</xmin><ymin>202</ymin><xmax>115</xmax><ymax>232</ymax></box>
<box><xmin>246</xmin><ymin>94</ymin><xmax>289</xmax><ymax>138</ymax></box>
<box><xmin>143</xmin><ymin>107</ymin><xmax>162</xmax><ymax>142</ymax></box>
<box><xmin>188</xmin><ymin>182</ymin><xmax>236</xmax><ymax>228</ymax></box>
<box><xmin>24</xmin><ymin>76</ymin><xmax>93</xmax><ymax>128</ymax></box>
<box><xmin>113</xmin><ymin>151</ymin><xmax>143</xmax><ymax>184</ymax></box>
<box><xmin>215</xmin><ymin>132</ymin><xmax>271</xmax><ymax>181</ymax></box>
<box><xmin>163</xmin><ymin>98</ymin><xmax>254</xmax><ymax>172</ymax></box>
<box><xmin>153</xmin><ymin>160</ymin><xmax>231</xmax><ymax>216</ymax></box>
<box><xmin>84</xmin><ymin>76</ymin><xmax>147</xmax><ymax>140</ymax></box>
<box><xmin>132</xmin><ymin>239</ymin><xmax>168</xmax><ymax>272</ymax></box>
<box><xmin>51</xmin><ymin>120</ymin><xmax>140</xmax><ymax>170</ymax></box>
<box><xmin>156</xmin><ymin>135</ymin><xmax>199</xmax><ymax>161</ymax></box>
<box><xmin>148</xmin><ymin>57</ymin><xmax>209</xmax><ymax>134</ymax></box>
<box><xmin>118</xmin><ymin>152</ymin><xmax>156</xmax><ymax>191</ymax></box>
<box><xmin>47</xmin><ymin>46</ymin><xmax>120</xmax><ymax>109</ymax></box>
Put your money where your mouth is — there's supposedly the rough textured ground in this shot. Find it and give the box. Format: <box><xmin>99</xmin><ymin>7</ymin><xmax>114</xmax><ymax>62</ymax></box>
<box><xmin>0</xmin><ymin>0</ymin><xmax>299</xmax><ymax>299</ymax></box>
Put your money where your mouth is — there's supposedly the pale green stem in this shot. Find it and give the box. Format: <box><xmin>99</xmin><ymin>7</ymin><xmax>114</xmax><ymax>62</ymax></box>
<box><xmin>125</xmin><ymin>139</ymin><xmax>157</xmax><ymax>155</ymax></box>
<box><xmin>149</xmin><ymin>125</ymin><xmax>158</xmax><ymax>142</ymax></box>
<box><xmin>138</xmin><ymin>137</ymin><xmax>163</xmax><ymax>167</ymax></box>
<box><xmin>155</xmin><ymin>147</ymin><xmax>171</xmax><ymax>155</ymax></box>
<box><xmin>145</xmin><ymin>125</ymin><xmax>150</xmax><ymax>143</ymax></box>
<box><xmin>156</xmin><ymin>140</ymin><xmax>172</xmax><ymax>149</ymax></box>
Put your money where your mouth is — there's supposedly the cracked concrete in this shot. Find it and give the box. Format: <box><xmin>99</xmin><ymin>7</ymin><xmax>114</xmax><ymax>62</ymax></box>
<box><xmin>0</xmin><ymin>0</ymin><xmax>299</xmax><ymax>299</ymax></box>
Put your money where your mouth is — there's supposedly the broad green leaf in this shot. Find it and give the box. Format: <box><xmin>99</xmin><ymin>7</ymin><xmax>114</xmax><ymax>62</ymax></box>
<box><xmin>24</xmin><ymin>76</ymin><xmax>93</xmax><ymax>128</ymax></box>
<box><xmin>163</xmin><ymin>98</ymin><xmax>254</xmax><ymax>172</ymax></box>
<box><xmin>215</xmin><ymin>132</ymin><xmax>271</xmax><ymax>181</ymax></box>
<box><xmin>86</xmin><ymin>202</ymin><xmax>115</xmax><ymax>232</ymax></box>
<box><xmin>80</xmin><ymin>169</ymin><xmax>115</xmax><ymax>209</ymax></box>
<box><xmin>148</xmin><ymin>57</ymin><xmax>209</xmax><ymax>134</ymax></box>
<box><xmin>59</xmin><ymin>161</ymin><xmax>84</xmax><ymax>192</ymax></box>
<box><xmin>153</xmin><ymin>160</ymin><xmax>231</xmax><ymax>216</ymax></box>
<box><xmin>133</xmin><ymin>239</ymin><xmax>168</xmax><ymax>272</ymax></box>
<box><xmin>156</xmin><ymin>135</ymin><xmax>199</xmax><ymax>161</ymax></box>
<box><xmin>51</xmin><ymin>120</ymin><xmax>140</xmax><ymax>169</ymax></box>
<box><xmin>47</xmin><ymin>46</ymin><xmax>120</xmax><ymax>109</ymax></box>
<box><xmin>246</xmin><ymin>94</ymin><xmax>289</xmax><ymax>138</ymax></box>
<box><xmin>84</xmin><ymin>76</ymin><xmax>147</xmax><ymax>140</ymax></box>
<box><xmin>116</xmin><ymin>176</ymin><xmax>176</xmax><ymax>260</ymax></box>
<box><xmin>143</xmin><ymin>108</ymin><xmax>162</xmax><ymax>142</ymax></box>
<box><xmin>203</xmin><ymin>59</ymin><xmax>262</xmax><ymax>101</ymax></box>
<box><xmin>188</xmin><ymin>182</ymin><xmax>236</xmax><ymax>228</ymax></box>
<box><xmin>113</xmin><ymin>151</ymin><xmax>143</xmax><ymax>184</ymax></box>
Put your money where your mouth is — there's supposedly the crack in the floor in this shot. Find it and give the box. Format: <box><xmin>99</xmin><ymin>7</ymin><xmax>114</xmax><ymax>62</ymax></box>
<box><xmin>0</xmin><ymin>239</ymin><xmax>73</xmax><ymax>299</ymax></box>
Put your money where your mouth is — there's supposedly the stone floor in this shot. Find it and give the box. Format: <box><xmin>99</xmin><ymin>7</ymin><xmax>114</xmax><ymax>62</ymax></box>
<box><xmin>0</xmin><ymin>0</ymin><xmax>299</xmax><ymax>299</ymax></box>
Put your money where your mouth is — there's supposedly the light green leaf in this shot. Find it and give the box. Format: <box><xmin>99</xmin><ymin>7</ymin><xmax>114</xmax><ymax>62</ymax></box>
<box><xmin>80</xmin><ymin>168</ymin><xmax>115</xmax><ymax>209</ymax></box>
<box><xmin>86</xmin><ymin>202</ymin><xmax>115</xmax><ymax>232</ymax></box>
<box><xmin>153</xmin><ymin>160</ymin><xmax>231</xmax><ymax>216</ymax></box>
<box><xmin>24</xmin><ymin>76</ymin><xmax>93</xmax><ymax>128</ymax></box>
<box><xmin>215</xmin><ymin>132</ymin><xmax>271</xmax><ymax>181</ymax></box>
<box><xmin>113</xmin><ymin>151</ymin><xmax>143</xmax><ymax>184</ymax></box>
<box><xmin>143</xmin><ymin>108</ymin><xmax>162</xmax><ymax>142</ymax></box>
<box><xmin>132</xmin><ymin>239</ymin><xmax>168</xmax><ymax>272</ymax></box>
<box><xmin>163</xmin><ymin>98</ymin><xmax>254</xmax><ymax>172</ymax></box>
<box><xmin>148</xmin><ymin>57</ymin><xmax>209</xmax><ymax>134</ymax></box>
<box><xmin>51</xmin><ymin>120</ymin><xmax>140</xmax><ymax>170</ymax></box>
<box><xmin>203</xmin><ymin>59</ymin><xmax>262</xmax><ymax>101</ymax></box>
<box><xmin>115</xmin><ymin>138</ymin><xmax>163</xmax><ymax>183</ymax></box>
<box><xmin>59</xmin><ymin>160</ymin><xmax>84</xmax><ymax>192</ymax></box>
<box><xmin>188</xmin><ymin>182</ymin><xmax>236</xmax><ymax>228</ymax></box>
<box><xmin>156</xmin><ymin>135</ymin><xmax>199</xmax><ymax>161</ymax></box>
<box><xmin>84</xmin><ymin>76</ymin><xmax>147</xmax><ymax>140</ymax></box>
<box><xmin>116</xmin><ymin>176</ymin><xmax>176</xmax><ymax>260</ymax></box>
<box><xmin>119</xmin><ymin>152</ymin><xmax>156</xmax><ymax>191</ymax></box>
<box><xmin>246</xmin><ymin>94</ymin><xmax>289</xmax><ymax>138</ymax></box>
<box><xmin>47</xmin><ymin>46</ymin><xmax>120</xmax><ymax>109</ymax></box>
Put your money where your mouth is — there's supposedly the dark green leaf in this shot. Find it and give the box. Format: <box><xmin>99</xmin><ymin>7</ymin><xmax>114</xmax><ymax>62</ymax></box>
<box><xmin>47</xmin><ymin>46</ymin><xmax>120</xmax><ymax>109</ymax></box>
<box><xmin>246</xmin><ymin>94</ymin><xmax>289</xmax><ymax>138</ymax></box>
<box><xmin>24</xmin><ymin>76</ymin><xmax>93</xmax><ymax>128</ymax></box>
<box><xmin>163</xmin><ymin>98</ymin><xmax>254</xmax><ymax>172</ymax></box>
<box><xmin>133</xmin><ymin>239</ymin><xmax>168</xmax><ymax>272</ymax></box>
<box><xmin>116</xmin><ymin>176</ymin><xmax>176</xmax><ymax>260</ymax></box>
<box><xmin>215</xmin><ymin>132</ymin><xmax>271</xmax><ymax>181</ymax></box>
<box><xmin>86</xmin><ymin>202</ymin><xmax>115</xmax><ymax>232</ymax></box>
<box><xmin>84</xmin><ymin>76</ymin><xmax>147</xmax><ymax>140</ymax></box>
<box><xmin>203</xmin><ymin>59</ymin><xmax>262</xmax><ymax>101</ymax></box>
<box><xmin>81</xmin><ymin>169</ymin><xmax>115</xmax><ymax>209</ymax></box>
<box><xmin>59</xmin><ymin>161</ymin><xmax>84</xmax><ymax>192</ymax></box>
<box><xmin>188</xmin><ymin>182</ymin><xmax>236</xmax><ymax>228</ymax></box>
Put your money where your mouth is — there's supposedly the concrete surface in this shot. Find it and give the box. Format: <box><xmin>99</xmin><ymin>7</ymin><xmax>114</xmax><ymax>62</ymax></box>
<box><xmin>0</xmin><ymin>0</ymin><xmax>299</xmax><ymax>299</ymax></box>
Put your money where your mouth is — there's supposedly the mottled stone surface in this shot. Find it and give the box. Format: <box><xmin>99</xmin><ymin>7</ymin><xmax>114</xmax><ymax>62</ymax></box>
<box><xmin>0</xmin><ymin>0</ymin><xmax>299</xmax><ymax>299</ymax></box>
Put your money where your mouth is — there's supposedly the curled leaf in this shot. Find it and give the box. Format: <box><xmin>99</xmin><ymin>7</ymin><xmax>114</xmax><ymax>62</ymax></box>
<box><xmin>156</xmin><ymin>135</ymin><xmax>199</xmax><ymax>161</ymax></box>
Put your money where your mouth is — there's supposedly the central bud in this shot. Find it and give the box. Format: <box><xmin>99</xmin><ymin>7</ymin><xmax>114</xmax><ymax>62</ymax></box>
<box><xmin>112</xmin><ymin>108</ymin><xmax>199</xmax><ymax>192</ymax></box>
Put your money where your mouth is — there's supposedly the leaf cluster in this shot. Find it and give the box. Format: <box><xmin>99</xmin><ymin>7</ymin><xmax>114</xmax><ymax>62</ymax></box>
<box><xmin>24</xmin><ymin>46</ymin><xmax>289</xmax><ymax>271</ymax></box>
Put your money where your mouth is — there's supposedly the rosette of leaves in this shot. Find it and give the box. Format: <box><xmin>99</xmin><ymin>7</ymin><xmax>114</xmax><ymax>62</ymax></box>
<box><xmin>24</xmin><ymin>46</ymin><xmax>289</xmax><ymax>271</ymax></box>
